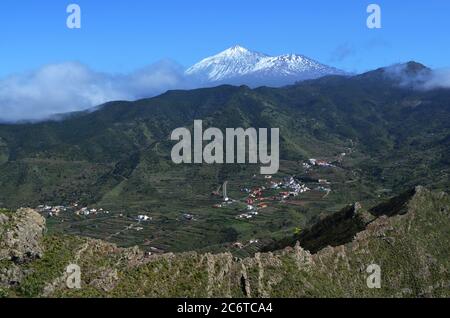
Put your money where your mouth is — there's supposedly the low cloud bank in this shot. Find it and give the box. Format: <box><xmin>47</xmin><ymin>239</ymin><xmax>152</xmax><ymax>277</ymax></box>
<box><xmin>421</xmin><ymin>68</ymin><xmax>450</xmax><ymax>90</ymax></box>
<box><xmin>384</xmin><ymin>63</ymin><xmax>450</xmax><ymax>90</ymax></box>
<box><xmin>1</xmin><ymin>60</ymin><xmax>449</xmax><ymax>123</ymax></box>
<box><xmin>0</xmin><ymin>60</ymin><xmax>191</xmax><ymax>123</ymax></box>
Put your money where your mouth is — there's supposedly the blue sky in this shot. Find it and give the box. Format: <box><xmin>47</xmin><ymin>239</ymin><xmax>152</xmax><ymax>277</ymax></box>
<box><xmin>1</xmin><ymin>0</ymin><xmax>450</xmax><ymax>122</ymax></box>
<box><xmin>0</xmin><ymin>0</ymin><xmax>449</xmax><ymax>77</ymax></box>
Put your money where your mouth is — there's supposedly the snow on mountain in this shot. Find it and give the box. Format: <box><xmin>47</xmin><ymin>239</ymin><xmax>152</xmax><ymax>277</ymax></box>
<box><xmin>186</xmin><ymin>45</ymin><xmax>268</xmax><ymax>82</ymax></box>
<box><xmin>185</xmin><ymin>45</ymin><xmax>346</xmax><ymax>87</ymax></box>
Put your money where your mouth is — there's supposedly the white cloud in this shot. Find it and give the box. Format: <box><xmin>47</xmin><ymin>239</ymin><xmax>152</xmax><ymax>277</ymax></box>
<box><xmin>422</xmin><ymin>68</ymin><xmax>450</xmax><ymax>90</ymax></box>
<box><xmin>384</xmin><ymin>63</ymin><xmax>450</xmax><ymax>90</ymax></box>
<box><xmin>2</xmin><ymin>60</ymin><xmax>448</xmax><ymax>123</ymax></box>
<box><xmin>0</xmin><ymin>60</ymin><xmax>189</xmax><ymax>123</ymax></box>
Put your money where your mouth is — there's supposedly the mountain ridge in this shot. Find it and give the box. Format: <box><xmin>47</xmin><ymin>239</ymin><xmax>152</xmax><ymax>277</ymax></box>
<box><xmin>185</xmin><ymin>45</ymin><xmax>347</xmax><ymax>87</ymax></box>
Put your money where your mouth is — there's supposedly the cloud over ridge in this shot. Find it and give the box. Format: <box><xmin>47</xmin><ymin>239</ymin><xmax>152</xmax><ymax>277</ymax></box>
<box><xmin>1</xmin><ymin>58</ymin><xmax>450</xmax><ymax>123</ymax></box>
<box><xmin>0</xmin><ymin>60</ymin><xmax>189</xmax><ymax>123</ymax></box>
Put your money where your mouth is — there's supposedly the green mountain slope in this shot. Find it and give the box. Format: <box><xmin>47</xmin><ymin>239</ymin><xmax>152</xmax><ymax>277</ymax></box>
<box><xmin>0</xmin><ymin>62</ymin><xmax>448</xmax><ymax>252</ymax></box>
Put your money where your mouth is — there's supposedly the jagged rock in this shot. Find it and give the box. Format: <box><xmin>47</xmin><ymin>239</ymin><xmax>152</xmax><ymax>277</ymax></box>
<box><xmin>90</xmin><ymin>268</ymin><xmax>119</xmax><ymax>292</ymax></box>
<box><xmin>294</xmin><ymin>202</ymin><xmax>374</xmax><ymax>253</ymax></box>
<box><xmin>0</xmin><ymin>263</ymin><xmax>23</xmax><ymax>287</ymax></box>
<box><xmin>0</xmin><ymin>208</ymin><xmax>46</xmax><ymax>264</ymax></box>
<box><xmin>0</xmin><ymin>214</ymin><xmax>8</xmax><ymax>225</ymax></box>
<box><xmin>0</xmin><ymin>209</ymin><xmax>45</xmax><ymax>287</ymax></box>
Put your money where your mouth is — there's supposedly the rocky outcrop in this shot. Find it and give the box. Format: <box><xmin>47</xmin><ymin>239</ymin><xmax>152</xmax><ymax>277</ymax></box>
<box><xmin>296</xmin><ymin>202</ymin><xmax>376</xmax><ymax>253</ymax></box>
<box><xmin>0</xmin><ymin>208</ymin><xmax>46</xmax><ymax>287</ymax></box>
<box><xmin>0</xmin><ymin>208</ymin><xmax>45</xmax><ymax>264</ymax></box>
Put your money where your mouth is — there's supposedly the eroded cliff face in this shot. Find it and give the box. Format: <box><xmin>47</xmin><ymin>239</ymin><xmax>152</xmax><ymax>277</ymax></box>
<box><xmin>0</xmin><ymin>208</ymin><xmax>46</xmax><ymax>289</ymax></box>
<box><xmin>0</xmin><ymin>187</ymin><xmax>449</xmax><ymax>298</ymax></box>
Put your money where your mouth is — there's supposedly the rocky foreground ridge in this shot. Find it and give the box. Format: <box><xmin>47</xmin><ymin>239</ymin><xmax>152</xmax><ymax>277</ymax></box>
<box><xmin>1</xmin><ymin>187</ymin><xmax>449</xmax><ymax>298</ymax></box>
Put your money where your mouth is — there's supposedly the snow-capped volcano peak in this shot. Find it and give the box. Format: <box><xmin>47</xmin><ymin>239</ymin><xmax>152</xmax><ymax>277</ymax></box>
<box><xmin>185</xmin><ymin>45</ymin><xmax>346</xmax><ymax>87</ymax></box>
<box><xmin>220</xmin><ymin>45</ymin><xmax>252</xmax><ymax>56</ymax></box>
<box><xmin>186</xmin><ymin>45</ymin><xmax>268</xmax><ymax>82</ymax></box>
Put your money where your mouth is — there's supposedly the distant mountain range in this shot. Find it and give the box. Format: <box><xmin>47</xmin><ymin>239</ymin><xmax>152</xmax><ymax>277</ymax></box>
<box><xmin>0</xmin><ymin>45</ymin><xmax>350</xmax><ymax>123</ymax></box>
<box><xmin>185</xmin><ymin>45</ymin><xmax>347</xmax><ymax>87</ymax></box>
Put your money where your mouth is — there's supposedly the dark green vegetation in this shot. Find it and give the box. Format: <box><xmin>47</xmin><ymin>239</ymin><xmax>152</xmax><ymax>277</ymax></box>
<box><xmin>0</xmin><ymin>62</ymin><xmax>449</xmax><ymax>253</ymax></box>
<box><xmin>1</xmin><ymin>187</ymin><xmax>449</xmax><ymax>298</ymax></box>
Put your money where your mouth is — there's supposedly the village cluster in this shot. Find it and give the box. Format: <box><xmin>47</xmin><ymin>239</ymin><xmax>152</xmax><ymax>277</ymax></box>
<box><xmin>37</xmin><ymin>203</ymin><xmax>110</xmax><ymax>218</ymax></box>
<box><xmin>211</xmin><ymin>155</ymin><xmax>339</xmax><ymax>222</ymax></box>
<box><xmin>211</xmin><ymin>175</ymin><xmax>315</xmax><ymax>221</ymax></box>
<box><xmin>237</xmin><ymin>176</ymin><xmax>311</xmax><ymax>219</ymax></box>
